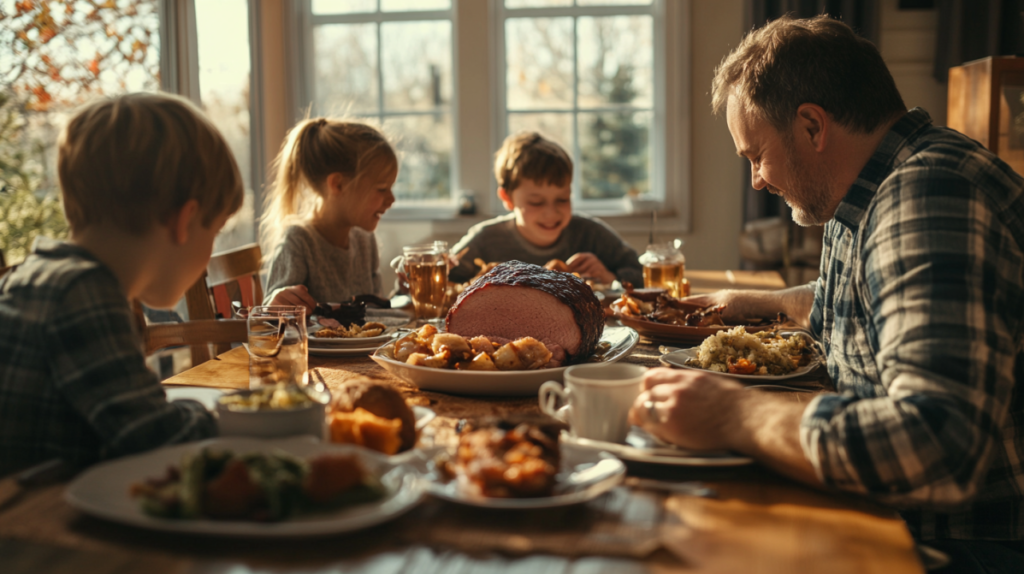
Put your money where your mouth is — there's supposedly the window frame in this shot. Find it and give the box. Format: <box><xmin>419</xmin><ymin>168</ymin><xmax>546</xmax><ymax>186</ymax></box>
<box><xmin>494</xmin><ymin>1</ymin><xmax>664</xmax><ymax>215</ymax></box>
<box><xmin>294</xmin><ymin>0</ymin><xmax>461</xmax><ymax>219</ymax></box>
<box><xmin>283</xmin><ymin>0</ymin><xmax>691</xmax><ymax>231</ymax></box>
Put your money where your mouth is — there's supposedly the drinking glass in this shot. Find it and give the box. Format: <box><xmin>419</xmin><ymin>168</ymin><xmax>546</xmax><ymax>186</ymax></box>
<box><xmin>247</xmin><ymin>306</ymin><xmax>308</xmax><ymax>389</ymax></box>
<box><xmin>402</xmin><ymin>244</ymin><xmax>449</xmax><ymax>325</ymax></box>
<box><xmin>638</xmin><ymin>239</ymin><xmax>688</xmax><ymax>297</ymax></box>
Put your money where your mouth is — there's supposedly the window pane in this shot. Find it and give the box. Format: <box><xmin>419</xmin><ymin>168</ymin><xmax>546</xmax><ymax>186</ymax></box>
<box><xmin>578</xmin><ymin>15</ymin><xmax>652</xmax><ymax>109</ymax></box>
<box><xmin>577</xmin><ymin>0</ymin><xmax>652</xmax><ymax>5</ymax></box>
<box><xmin>0</xmin><ymin>0</ymin><xmax>160</xmax><ymax>263</ymax></box>
<box><xmin>385</xmin><ymin>114</ymin><xmax>452</xmax><ymax>201</ymax></box>
<box><xmin>312</xmin><ymin>0</ymin><xmax>377</xmax><ymax>15</ymax></box>
<box><xmin>381</xmin><ymin>0</ymin><xmax>449</xmax><ymax>10</ymax></box>
<box><xmin>506</xmin><ymin>17</ymin><xmax>573</xmax><ymax>110</ymax></box>
<box><xmin>196</xmin><ymin>0</ymin><xmax>254</xmax><ymax>251</ymax></box>
<box><xmin>381</xmin><ymin>21</ymin><xmax>451</xmax><ymax>112</ymax></box>
<box><xmin>314</xmin><ymin>24</ymin><xmax>379</xmax><ymax>115</ymax></box>
<box><xmin>507</xmin><ymin>112</ymin><xmax>574</xmax><ymax>164</ymax></box>
<box><xmin>578</xmin><ymin>110</ymin><xmax>650</xmax><ymax>199</ymax></box>
<box><xmin>505</xmin><ymin>0</ymin><xmax>572</xmax><ymax>7</ymax></box>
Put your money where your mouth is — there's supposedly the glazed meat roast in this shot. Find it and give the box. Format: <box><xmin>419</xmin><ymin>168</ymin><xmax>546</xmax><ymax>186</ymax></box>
<box><xmin>445</xmin><ymin>261</ymin><xmax>604</xmax><ymax>364</ymax></box>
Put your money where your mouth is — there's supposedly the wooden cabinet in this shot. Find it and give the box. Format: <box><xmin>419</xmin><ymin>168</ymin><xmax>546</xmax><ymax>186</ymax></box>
<box><xmin>947</xmin><ymin>56</ymin><xmax>1024</xmax><ymax>175</ymax></box>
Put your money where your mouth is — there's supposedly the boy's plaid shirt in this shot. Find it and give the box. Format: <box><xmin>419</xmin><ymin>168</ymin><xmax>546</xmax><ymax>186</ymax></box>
<box><xmin>0</xmin><ymin>238</ymin><xmax>215</xmax><ymax>476</ymax></box>
<box><xmin>801</xmin><ymin>108</ymin><xmax>1024</xmax><ymax>540</ymax></box>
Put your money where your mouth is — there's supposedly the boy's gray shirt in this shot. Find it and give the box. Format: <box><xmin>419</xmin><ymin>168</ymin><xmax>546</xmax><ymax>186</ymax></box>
<box><xmin>263</xmin><ymin>224</ymin><xmax>382</xmax><ymax>304</ymax></box>
<box><xmin>448</xmin><ymin>213</ymin><xmax>642</xmax><ymax>285</ymax></box>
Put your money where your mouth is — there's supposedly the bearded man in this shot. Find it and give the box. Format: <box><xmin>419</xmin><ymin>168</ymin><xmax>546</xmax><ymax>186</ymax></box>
<box><xmin>630</xmin><ymin>15</ymin><xmax>1024</xmax><ymax>571</ymax></box>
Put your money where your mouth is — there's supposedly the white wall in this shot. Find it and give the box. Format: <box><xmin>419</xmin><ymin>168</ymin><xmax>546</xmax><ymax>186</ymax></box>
<box><xmin>878</xmin><ymin>0</ymin><xmax>947</xmax><ymax>125</ymax></box>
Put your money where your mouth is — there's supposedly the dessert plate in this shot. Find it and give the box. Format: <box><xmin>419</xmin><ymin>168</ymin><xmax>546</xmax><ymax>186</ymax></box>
<box><xmin>426</xmin><ymin>449</ymin><xmax>625</xmax><ymax>509</ymax></box>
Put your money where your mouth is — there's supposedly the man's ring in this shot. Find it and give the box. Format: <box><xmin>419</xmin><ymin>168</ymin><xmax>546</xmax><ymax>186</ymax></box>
<box><xmin>643</xmin><ymin>399</ymin><xmax>658</xmax><ymax>422</ymax></box>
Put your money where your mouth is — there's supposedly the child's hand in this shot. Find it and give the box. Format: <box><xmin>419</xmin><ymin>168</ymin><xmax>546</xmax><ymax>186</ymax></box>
<box><xmin>566</xmin><ymin>253</ymin><xmax>616</xmax><ymax>285</ymax></box>
<box><xmin>268</xmin><ymin>285</ymin><xmax>317</xmax><ymax>314</ymax></box>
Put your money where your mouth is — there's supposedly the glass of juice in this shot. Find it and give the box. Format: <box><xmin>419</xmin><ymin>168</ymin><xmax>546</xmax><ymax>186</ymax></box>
<box><xmin>402</xmin><ymin>243</ymin><xmax>449</xmax><ymax>326</ymax></box>
<box><xmin>639</xmin><ymin>239</ymin><xmax>687</xmax><ymax>297</ymax></box>
<box><xmin>246</xmin><ymin>306</ymin><xmax>308</xmax><ymax>389</ymax></box>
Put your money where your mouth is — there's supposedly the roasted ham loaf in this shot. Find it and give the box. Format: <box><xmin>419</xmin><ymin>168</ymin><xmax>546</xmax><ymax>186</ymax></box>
<box><xmin>445</xmin><ymin>261</ymin><xmax>604</xmax><ymax>364</ymax></box>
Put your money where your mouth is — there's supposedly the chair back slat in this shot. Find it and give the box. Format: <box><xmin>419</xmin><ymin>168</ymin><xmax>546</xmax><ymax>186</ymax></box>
<box><xmin>144</xmin><ymin>319</ymin><xmax>248</xmax><ymax>355</ymax></box>
<box><xmin>177</xmin><ymin>243</ymin><xmax>263</xmax><ymax>365</ymax></box>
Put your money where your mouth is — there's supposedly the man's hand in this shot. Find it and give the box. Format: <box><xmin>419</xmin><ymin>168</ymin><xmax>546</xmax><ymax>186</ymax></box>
<box><xmin>628</xmin><ymin>368</ymin><xmax>744</xmax><ymax>451</ymax></box>
<box><xmin>567</xmin><ymin>252</ymin><xmax>616</xmax><ymax>284</ymax></box>
<box><xmin>679</xmin><ymin>284</ymin><xmax>817</xmax><ymax>328</ymax></box>
<box><xmin>268</xmin><ymin>285</ymin><xmax>317</xmax><ymax>314</ymax></box>
<box><xmin>628</xmin><ymin>367</ymin><xmax>822</xmax><ymax>486</ymax></box>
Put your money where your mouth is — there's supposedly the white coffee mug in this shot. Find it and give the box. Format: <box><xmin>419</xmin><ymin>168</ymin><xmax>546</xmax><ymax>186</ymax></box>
<box><xmin>538</xmin><ymin>363</ymin><xmax>646</xmax><ymax>443</ymax></box>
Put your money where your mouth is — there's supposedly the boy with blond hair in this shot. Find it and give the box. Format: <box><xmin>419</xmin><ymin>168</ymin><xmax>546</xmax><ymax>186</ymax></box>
<box><xmin>448</xmin><ymin>131</ymin><xmax>642</xmax><ymax>285</ymax></box>
<box><xmin>0</xmin><ymin>93</ymin><xmax>244</xmax><ymax>476</ymax></box>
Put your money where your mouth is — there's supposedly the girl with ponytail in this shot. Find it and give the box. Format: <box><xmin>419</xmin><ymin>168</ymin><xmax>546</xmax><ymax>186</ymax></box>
<box><xmin>261</xmin><ymin>118</ymin><xmax>397</xmax><ymax>311</ymax></box>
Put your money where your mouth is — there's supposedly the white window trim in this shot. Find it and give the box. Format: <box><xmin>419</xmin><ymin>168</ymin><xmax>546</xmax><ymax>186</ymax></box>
<box><xmin>162</xmin><ymin>0</ymin><xmax>266</xmax><ymax>226</ymax></box>
<box><xmin>293</xmin><ymin>1</ymin><xmax>461</xmax><ymax>220</ymax></box>
<box><xmin>489</xmin><ymin>0</ymin><xmax>690</xmax><ymax>234</ymax></box>
<box><xmin>275</xmin><ymin>0</ymin><xmax>690</xmax><ymax>233</ymax></box>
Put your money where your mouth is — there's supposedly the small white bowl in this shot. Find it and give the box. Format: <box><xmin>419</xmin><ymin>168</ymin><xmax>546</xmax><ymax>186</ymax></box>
<box><xmin>216</xmin><ymin>386</ymin><xmax>330</xmax><ymax>440</ymax></box>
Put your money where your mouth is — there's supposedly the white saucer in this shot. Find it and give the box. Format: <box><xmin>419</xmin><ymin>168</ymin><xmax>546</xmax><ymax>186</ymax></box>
<box><xmin>560</xmin><ymin>428</ymin><xmax>753</xmax><ymax>467</ymax></box>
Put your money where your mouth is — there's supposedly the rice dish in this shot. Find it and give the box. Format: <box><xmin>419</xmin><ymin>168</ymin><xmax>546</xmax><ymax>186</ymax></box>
<box><xmin>684</xmin><ymin>326</ymin><xmax>814</xmax><ymax>376</ymax></box>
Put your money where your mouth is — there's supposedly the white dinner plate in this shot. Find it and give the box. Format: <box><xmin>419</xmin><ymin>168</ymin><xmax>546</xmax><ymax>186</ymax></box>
<box><xmin>308</xmin><ymin>327</ymin><xmax>402</xmax><ymax>347</ymax></box>
<box><xmin>164</xmin><ymin>387</ymin><xmax>437</xmax><ymax>433</ymax></box>
<box><xmin>309</xmin><ymin>344</ymin><xmax>387</xmax><ymax>358</ymax></box>
<box><xmin>659</xmin><ymin>346</ymin><xmax>820</xmax><ymax>381</ymax></box>
<box><xmin>370</xmin><ymin>326</ymin><xmax>640</xmax><ymax>396</ymax></box>
<box><xmin>560</xmin><ymin>428</ymin><xmax>754</xmax><ymax>467</ymax></box>
<box><xmin>426</xmin><ymin>448</ymin><xmax>626</xmax><ymax>509</ymax></box>
<box><xmin>64</xmin><ymin>437</ymin><xmax>424</xmax><ymax>537</ymax></box>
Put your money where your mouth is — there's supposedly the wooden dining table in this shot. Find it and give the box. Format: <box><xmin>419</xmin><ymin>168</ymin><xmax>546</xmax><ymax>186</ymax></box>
<box><xmin>0</xmin><ymin>270</ymin><xmax>925</xmax><ymax>574</ymax></box>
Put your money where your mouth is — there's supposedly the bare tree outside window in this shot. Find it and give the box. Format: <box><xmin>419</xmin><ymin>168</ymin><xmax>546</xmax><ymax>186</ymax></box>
<box><xmin>311</xmin><ymin>3</ymin><xmax>453</xmax><ymax>202</ymax></box>
<box><xmin>503</xmin><ymin>2</ymin><xmax>655</xmax><ymax>204</ymax></box>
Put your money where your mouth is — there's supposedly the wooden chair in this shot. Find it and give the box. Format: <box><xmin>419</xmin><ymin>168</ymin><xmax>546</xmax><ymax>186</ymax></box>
<box><xmin>182</xmin><ymin>243</ymin><xmax>263</xmax><ymax>364</ymax></box>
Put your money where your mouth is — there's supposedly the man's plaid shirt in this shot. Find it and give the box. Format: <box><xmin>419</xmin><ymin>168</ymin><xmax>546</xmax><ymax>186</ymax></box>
<box><xmin>0</xmin><ymin>238</ymin><xmax>215</xmax><ymax>476</ymax></box>
<box><xmin>801</xmin><ymin>108</ymin><xmax>1024</xmax><ymax>540</ymax></box>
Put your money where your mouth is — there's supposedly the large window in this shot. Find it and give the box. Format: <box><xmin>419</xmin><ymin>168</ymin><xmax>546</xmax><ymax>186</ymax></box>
<box><xmin>0</xmin><ymin>0</ymin><xmax>257</xmax><ymax>261</ymax></box>
<box><xmin>499</xmin><ymin>0</ymin><xmax>659</xmax><ymax>210</ymax></box>
<box><xmin>301</xmin><ymin>0</ymin><xmax>670</xmax><ymax>217</ymax></box>
<box><xmin>306</xmin><ymin>0</ymin><xmax>454</xmax><ymax>203</ymax></box>
<box><xmin>195</xmin><ymin>0</ymin><xmax>256</xmax><ymax>252</ymax></box>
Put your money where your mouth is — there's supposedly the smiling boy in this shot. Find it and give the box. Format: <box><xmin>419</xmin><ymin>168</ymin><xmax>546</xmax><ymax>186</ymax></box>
<box><xmin>448</xmin><ymin>132</ymin><xmax>642</xmax><ymax>285</ymax></box>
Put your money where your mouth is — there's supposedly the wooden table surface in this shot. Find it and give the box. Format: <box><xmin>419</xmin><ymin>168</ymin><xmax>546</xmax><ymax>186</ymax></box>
<box><xmin>0</xmin><ymin>270</ymin><xmax>924</xmax><ymax>574</ymax></box>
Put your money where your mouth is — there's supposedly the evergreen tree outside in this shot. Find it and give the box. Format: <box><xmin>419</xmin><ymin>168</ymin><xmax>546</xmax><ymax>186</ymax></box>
<box><xmin>579</xmin><ymin>62</ymin><xmax>650</xmax><ymax>199</ymax></box>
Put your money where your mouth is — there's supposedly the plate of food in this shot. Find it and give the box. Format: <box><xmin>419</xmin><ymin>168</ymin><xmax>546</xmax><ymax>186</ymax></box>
<box><xmin>426</xmin><ymin>420</ymin><xmax>626</xmax><ymax>509</ymax></box>
<box><xmin>659</xmin><ymin>326</ymin><xmax>821</xmax><ymax>381</ymax></box>
<box><xmin>309</xmin><ymin>344</ymin><xmax>390</xmax><ymax>358</ymax></box>
<box><xmin>64</xmin><ymin>437</ymin><xmax>424</xmax><ymax>537</ymax></box>
<box><xmin>371</xmin><ymin>324</ymin><xmax>639</xmax><ymax>396</ymax></box>
<box><xmin>561</xmin><ymin>427</ymin><xmax>754</xmax><ymax>467</ymax></box>
<box><xmin>611</xmin><ymin>288</ymin><xmax>787</xmax><ymax>345</ymax></box>
<box><xmin>308</xmin><ymin>322</ymin><xmax>401</xmax><ymax>347</ymax></box>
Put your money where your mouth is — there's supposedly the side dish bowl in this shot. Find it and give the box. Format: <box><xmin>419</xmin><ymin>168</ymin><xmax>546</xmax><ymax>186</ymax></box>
<box><xmin>216</xmin><ymin>385</ymin><xmax>331</xmax><ymax>439</ymax></box>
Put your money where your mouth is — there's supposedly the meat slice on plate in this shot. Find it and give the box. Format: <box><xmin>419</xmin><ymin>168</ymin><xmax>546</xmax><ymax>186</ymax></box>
<box><xmin>445</xmin><ymin>261</ymin><xmax>604</xmax><ymax>364</ymax></box>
